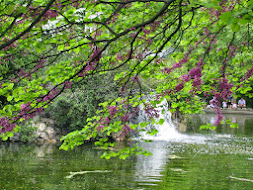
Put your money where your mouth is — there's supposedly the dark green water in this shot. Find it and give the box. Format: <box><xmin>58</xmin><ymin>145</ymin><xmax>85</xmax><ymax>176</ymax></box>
<box><xmin>0</xmin><ymin>114</ymin><xmax>253</xmax><ymax>190</ymax></box>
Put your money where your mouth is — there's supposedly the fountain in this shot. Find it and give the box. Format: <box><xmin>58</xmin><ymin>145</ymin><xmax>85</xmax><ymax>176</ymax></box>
<box><xmin>137</xmin><ymin>98</ymin><xmax>181</xmax><ymax>141</ymax></box>
<box><xmin>135</xmin><ymin>98</ymin><xmax>219</xmax><ymax>144</ymax></box>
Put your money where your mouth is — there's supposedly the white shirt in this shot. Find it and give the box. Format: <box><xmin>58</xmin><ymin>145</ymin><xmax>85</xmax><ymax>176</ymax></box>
<box><xmin>238</xmin><ymin>99</ymin><xmax>246</xmax><ymax>105</ymax></box>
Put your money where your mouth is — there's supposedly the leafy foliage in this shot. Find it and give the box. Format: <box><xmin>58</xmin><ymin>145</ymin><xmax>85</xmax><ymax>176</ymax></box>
<box><xmin>47</xmin><ymin>74</ymin><xmax>117</xmax><ymax>131</ymax></box>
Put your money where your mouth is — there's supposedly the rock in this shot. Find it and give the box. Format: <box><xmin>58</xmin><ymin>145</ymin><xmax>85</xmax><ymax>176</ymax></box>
<box><xmin>36</xmin><ymin>138</ymin><xmax>45</xmax><ymax>145</ymax></box>
<box><xmin>37</xmin><ymin>123</ymin><xmax>46</xmax><ymax>132</ymax></box>
<box><xmin>6</xmin><ymin>116</ymin><xmax>64</xmax><ymax>145</ymax></box>
<box><xmin>46</xmin><ymin>127</ymin><xmax>55</xmax><ymax>139</ymax></box>
<box><xmin>46</xmin><ymin>139</ymin><xmax>57</xmax><ymax>144</ymax></box>
<box><xmin>39</xmin><ymin>132</ymin><xmax>49</xmax><ymax>141</ymax></box>
<box><xmin>40</xmin><ymin>118</ymin><xmax>55</xmax><ymax>126</ymax></box>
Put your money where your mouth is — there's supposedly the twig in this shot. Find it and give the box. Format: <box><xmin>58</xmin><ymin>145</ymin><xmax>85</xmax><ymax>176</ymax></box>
<box><xmin>228</xmin><ymin>176</ymin><xmax>253</xmax><ymax>183</ymax></box>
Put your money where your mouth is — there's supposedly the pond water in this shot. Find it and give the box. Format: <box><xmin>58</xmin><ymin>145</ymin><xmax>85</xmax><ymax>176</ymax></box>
<box><xmin>0</xmin><ymin>113</ymin><xmax>253</xmax><ymax>190</ymax></box>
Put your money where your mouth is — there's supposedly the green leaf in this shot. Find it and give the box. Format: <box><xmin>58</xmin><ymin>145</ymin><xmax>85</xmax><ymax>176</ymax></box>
<box><xmin>231</xmin><ymin>24</ymin><xmax>240</xmax><ymax>32</ymax></box>
<box><xmin>57</xmin><ymin>44</ymin><xmax>65</xmax><ymax>51</ymax></box>
<box><xmin>158</xmin><ymin>118</ymin><xmax>165</xmax><ymax>125</ymax></box>
<box><xmin>230</xmin><ymin>123</ymin><xmax>238</xmax><ymax>128</ymax></box>
<box><xmin>200</xmin><ymin>124</ymin><xmax>216</xmax><ymax>130</ymax></box>
<box><xmin>7</xmin><ymin>96</ymin><xmax>13</xmax><ymax>102</ymax></box>
<box><xmin>220</xmin><ymin>12</ymin><xmax>232</xmax><ymax>23</ymax></box>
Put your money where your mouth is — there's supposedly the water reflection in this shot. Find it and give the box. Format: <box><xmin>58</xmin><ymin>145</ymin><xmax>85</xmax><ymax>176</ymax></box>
<box><xmin>186</xmin><ymin>113</ymin><xmax>253</xmax><ymax>136</ymax></box>
<box><xmin>0</xmin><ymin>113</ymin><xmax>253</xmax><ymax>190</ymax></box>
<box><xmin>135</xmin><ymin>142</ymin><xmax>168</xmax><ymax>185</ymax></box>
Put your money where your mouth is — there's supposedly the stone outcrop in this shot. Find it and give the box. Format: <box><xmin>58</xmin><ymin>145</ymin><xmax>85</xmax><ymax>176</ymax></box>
<box><xmin>10</xmin><ymin>117</ymin><xmax>67</xmax><ymax>145</ymax></box>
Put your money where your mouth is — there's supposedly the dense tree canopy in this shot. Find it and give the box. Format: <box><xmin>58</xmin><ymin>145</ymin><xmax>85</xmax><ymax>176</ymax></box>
<box><xmin>1</xmin><ymin>0</ymin><xmax>253</xmax><ymax>158</ymax></box>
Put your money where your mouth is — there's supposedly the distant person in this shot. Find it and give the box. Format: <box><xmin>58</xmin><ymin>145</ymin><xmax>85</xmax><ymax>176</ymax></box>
<box><xmin>227</xmin><ymin>96</ymin><xmax>233</xmax><ymax>109</ymax></box>
<box><xmin>238</xmin><ymin>97</ymin><xmax>246</xmax><ymax>108</ymax></box>
<box><xmin>222</xmin><ymin>101</ymin><xmax>227</xmax><ymax>108</ymax></box>
<box><xmin>232</xmin><ymin>101</ymin><xmax>237</xmax><ymax>109</ymax></box>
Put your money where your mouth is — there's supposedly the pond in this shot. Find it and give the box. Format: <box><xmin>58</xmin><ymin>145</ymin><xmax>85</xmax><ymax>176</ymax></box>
<box><xmin>0</xmin><ymin>113</ymin><xmax>253</xmax><ymax>190</ymax></box>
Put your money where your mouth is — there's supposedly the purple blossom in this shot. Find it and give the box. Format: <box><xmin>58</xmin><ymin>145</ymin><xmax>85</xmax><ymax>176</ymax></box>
<box><xmin>0</xmin><ymin>117</ymin><xmax>16</xmax><ymax>133</ymax></box>
<box><xmin>192</xmin><ymin>76</ymin><xmax>202</xmax><ymax>87</ymax></box>
<box><xmin>180</xmin><ymin>74</ymin><xmax>190</xmax><ymax>82</ymax></box>
<box><xmin>132</xmin><ymin>76</ymin><xmax>139</xmax><ymax>83</ymax></box>
<box><xmin>175</xmin><ymin>83</ymin><xmax>184</xmax><ymax>92</ymax></box>
<box><xmin>116</xmin><ymin>54</ymin><xmax>125</xmax><ymax>61</ymax></box>
<box><xmin>189</xmin><ymin>68</ymin><xmax>202</xmax><ymax>78</ymax></box>
<box><xmin>90</xmin><ymin>46</ymin><xmax>102</xmax><ymax>62</ymax></box>
<box><xmin>108</xmin><ymin>106</ymin><xmax>118</xmax><ymax>117</ymax></box>
<box><xmin>162</xmin><ymin>67</ymin><xmax>172</xmax><ymax>74</ymax></box>
<box><xmin>121</xmin><ymin>114</ymin><xmax>130</xmax><ymax>122</ymax></box>
<box><xmin>196</xmin><ymin>58</ymin><xmax>204</xmax><ymax>67</ymax></box>
<box><xmin>85</xmin><ymin>63</ymin><xmax>95</xmax><ymax>72</ymax></box>
<box><xmin>96</xmin><ymin>125</ymin><xmax>104</xmax><ymax>132</ymax></box>
<box><xmin>229</xmin><ymin>46</ymin><xmax>236</xmax><ymax>57</ymax></box>
<box><xmin>64</xmin><ymin>81</ymin><xmax>72</xmax><ymax>89</ymax></box>
<box><xmin>144</xmin><ymin>103</ymin><xmax>159</xmax><ymax>118</ymax></box>
<box><xmin>214</xmin><ymin>107</ymin><xmax>223</xmax><ymax>126</ymax></box>
<box><xmin>203</xmin><ymin>27</ymin><xmax>210</xmax><ymax>35</ymax></box>
<box><xmin>122</xmin><ymin>124</ymin><xmax>131</xmax><ymax>134</ymax></box>
<box><xmin>102</xmin><ymin>117</ymin><xmax>110</xmax><ymax>125</ymax></box>
<box><xmin>35</xmin><ymin>107</ymin><xmax>44</xmax><ymax>114</ymax></box>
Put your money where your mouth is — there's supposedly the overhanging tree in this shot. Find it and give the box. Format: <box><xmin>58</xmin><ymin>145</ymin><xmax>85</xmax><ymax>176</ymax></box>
<box><xmin>1</xmin><ymin>0</ymin><xmax>253</xmax><ymax>159</ymax></box>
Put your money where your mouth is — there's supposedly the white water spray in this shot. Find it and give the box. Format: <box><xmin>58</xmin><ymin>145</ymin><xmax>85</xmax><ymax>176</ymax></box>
<box><xmin>136</xmin><ymin>98</ymin><xmax>213</xmax><ymax>144</ymax></box>
<box><xmin>139</xmin><ymin>99</ymin><xmax>182</xmax><ymax>141</ymax></box>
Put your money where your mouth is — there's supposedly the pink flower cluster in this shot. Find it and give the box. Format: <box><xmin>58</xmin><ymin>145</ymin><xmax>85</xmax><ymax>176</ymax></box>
<box><xmin>16</xmin><ymin>68</ymin><xmax>31</xmax><ymax>79</ymax></box>
<box><xmin>172</xmin><ymin>56</ymin><xmax>189</xmax><ymax>69</ymax></box>
<box><xmin>229</xmin><ymin>46</ymin><xmax>236</xmax><ymax>57</ymax></box>
<box><xmin>110</xmin><ymin>13</ymin><xmax>119</xmax><ymax>24</ymax></box>
<box><xmin>144</xmin><ymin>103</ymin><xmax>159</xmax><ymax>119</ymax></box>
<box><xmin>132</xmin><ymin>76</ymin><xmax>139</xmax><ymax>83</ymax></box>
<box><xmin>215</xmin><ymin>108</ymin><xmax>223</xmax><ymax>126</ymax></box>
<box><xmin>218</xmin><ymin>77</ymin><xmax>233</xmax><ymax>99</ymax></box>
<box><xmin>120</xmin><ymin>124</ymin><xmax>132</xmax><ymax>138</ymax></box>
<box><xmin>43</xmin><ymin>88</ymin><xmax>60</xmax><ymax>102</ymax></box>
<box><xmin>35</xmin><ymin>107</ymin><xmax>44</xmax><ymax>114</ymax></box>
<box><xmin>189</xmin><ymin>68</ymin><xmax>202</xmax><ymax>79</ymax></box>
<box><xmin>20</xmin><ymin>101</ymin><xmax>36</xmax><ymax>119</ymax></box>
<box><xmin>210</xmin><ymin>35</ymin><xmax>217</xmax><ymax>45</ymax></box>
<box><xmin>205</xmin><ymin>0</ymin><xmax>236</xmax><ymax>20</ymax></box>
<box><xmin>108</xmin><ymin>106</ymin><xmax>118</xmax><ymax>117</ymax></box>
<box><xmin>162</xmin><ymin>50</ymin><xmax>192</xmax><ymax>75</ymax></box>
<box><xmin>0</xmin><ymin>117</ymin><xmax>16</xmax><ymax>133</ymax></box>
<box><xmin>96</xmin><ymin>117</ymin><xmax>110</xmax><ymax>132</ymax></box>
<box><xmin>96</xmin><ymin>125</ymin><xmax>104</xmax><ymax>131</ymax></box>
<box><xmin>35</xmin><ymin>59</ymin><xmax>46</xmax><ymax>70</ymax></box>
<box><xmin>149</xmin><ymin>21</ymin><xmax>160</xmax><ymax>32</ymax></box>
<box><xmin>192</xmin><ymin>77</ymin><xmax>202</xmax><ymax>87</ymax></box>
<box><xmin>203</xmin><ymin>27</ymin><xmax>210</xmax><ymax>35</ymax></box>
<box><xmin>64</xmin><ymin>80</ymin><xmax>72</xmax><ymax>89</ymax></box>
<box><xmin>116</xmin><ymin>54</ymin><xmax>126</xmax><ymax>61</ymax></box>
<box><xmin>175</xmin><ymin>83</ymin><xmax>184</xmax><ymax>92</ymax></box>
<box><xmin>1</xmin><ymin>37</ymin><xmax>18</xmax><ymax>51</ymax></box>
<box><xmin>196</xmin><ymin>58</ymin><xmax>204</xmax><ymax>67</ymax></box>
<box><xmin>121</xmin><ymin>114</ymin><xmax>130</xmax><ymax>122</ymax></box>
<box><xmin>90</xmin><ymin>46</ymin><xmax>102</xmax><ymax>63</ymax></box>
<box><xmin>43</xmin><ymin>10</ymin><xmax>58</xmax><ymax>19</ymax></box>
<box><xmin>78</xmin><ymin>62</ymin><xmax>95</xmax><ymax>77</ymax></box>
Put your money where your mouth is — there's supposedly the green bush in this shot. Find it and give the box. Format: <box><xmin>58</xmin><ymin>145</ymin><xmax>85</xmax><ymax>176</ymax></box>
<box><xmin>46</xmin><ymin>74</ymin><xmax>118</xmax><ymax>132</ymax></box>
